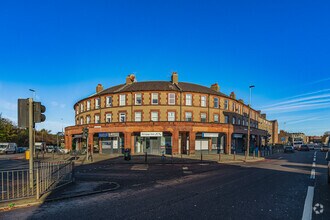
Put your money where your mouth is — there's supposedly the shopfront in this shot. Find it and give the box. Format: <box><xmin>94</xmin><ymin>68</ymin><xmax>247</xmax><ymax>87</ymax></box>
<box><xmin>98</xmin><ymin>132</ymin><xmax>124</xmax><ymax>154</ymax></box>
<box><xmin>195</xmin><ymin>132</ymin><xmax>225</xmax><ymax>154</ymax></box>
<box><xmin>134</xmin><ymin>132</ymin><xmax>172</xmax><ymax>155</ymax></box>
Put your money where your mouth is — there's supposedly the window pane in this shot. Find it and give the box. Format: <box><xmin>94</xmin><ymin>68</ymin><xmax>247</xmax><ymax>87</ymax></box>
<box><xmin>168</xmin><ymin>112</ymin><xmax>175</xmax><ymax>121</ymax></box>
<box><xmin>185</xmin><ymin>112</ymin><xmax>192</xmax><ymax>121</ymax></box>
<box><xmin>214</xmin><ymin>97</ymin><xmax>219</xmax><ymax>108</ymax></box>
<box><xmin>152</xmin><ymin>93</ymin><xmax>158</xmax><ymax>104</ymax></box>
<box><xmin>151</xmin><ymin>112</ymin><xmax>158</xmax><ymax>121</ymax></box>
<box><xmin>95</xmin><ymin>98</ymin><xmax>100</xmax><ymax>109</ymax></box>
<box><xmin>135</xmin><ymin>94</ymin><xmax>142</xmax><ymax>105</ymax></box>
<box><xmin>186</xmin><ymin>94</ymin><xmax>192</xmax><ymax>106</ymax></box>
<box><xmin>135</xmin><ymin>112</ymin><xmax>141</xmax><ymax>122</ymax></box>
<box><xmin>106</xmin><ymin>96</ymin><xmax>112</xmax><ymax>107</ymax></box>
<box><xmin>120</xmin><ymin>113</ymin><xmax>126</xmax><ymax>122</ymax></box>
<box><xmin>225</xmin><ymin>116</ymin><xmax>229</xmax><ymax>123</ymax></box>
<box><xmin>87</xmin><ymin>101</ymin><xmax>91</xmax><ymax>110</ymax></box>
<box><xmin>120</xmin><ymin>95</ymin><xmax>126</xmax><ymax>106</ymax></box>
<box><xmin>106</xmin><ymin>114</ymin><xmax>112</xmax><ymax>123</ymax></box>
<box><xmin>201</xmin><ymin>113</ymin><xmax>207</xmax><ymax>122</ymax></box>
<box><xmin>214</xmin><ymin>114</ymin><xmax>219</xmax><ymax>122</ymax></box>
<box><xmin>168</xmin><ymin>93</ymin><xmax>175</xmax><ymax>105</ymax></box>
<box><xmin>201</xmin><ymin>96</ymin><xmax>206</xmax><ymax>107</ymax></box>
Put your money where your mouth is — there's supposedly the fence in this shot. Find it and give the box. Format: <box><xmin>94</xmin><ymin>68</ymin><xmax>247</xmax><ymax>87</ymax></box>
<box><xmin>0</xmin><ymin>161</ymin><xmax>74</xmax><ymax>203</ymax></box>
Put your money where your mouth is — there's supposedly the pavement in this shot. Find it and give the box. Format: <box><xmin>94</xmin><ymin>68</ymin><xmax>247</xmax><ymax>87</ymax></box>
<box><xmin>2</xmin><ymin>150</ymin><xmax>329</xmax><ymax>219</ymax></box>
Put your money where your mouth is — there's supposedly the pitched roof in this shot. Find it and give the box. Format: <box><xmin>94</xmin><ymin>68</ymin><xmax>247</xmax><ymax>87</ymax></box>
<box><xmin>96</xmin><ymin>81</ymin><xmax>228</xmax><ymax>97</ymax></box>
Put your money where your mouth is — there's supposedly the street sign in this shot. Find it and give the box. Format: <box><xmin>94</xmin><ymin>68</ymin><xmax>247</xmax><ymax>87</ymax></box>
<box><xmin>202</xmin><ymin>133</ymin><xmax>219</xmax><ymax>138</ymax></box>
<box><xmin>141</xmin><ymin>132</ymin><xmax>163</xmax><ymax>137</ymax></box>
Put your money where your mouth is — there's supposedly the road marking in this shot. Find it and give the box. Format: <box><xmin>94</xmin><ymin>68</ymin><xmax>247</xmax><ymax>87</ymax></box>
<box><xmin>312</xmin><ymin>162</ymin><xmax>316</xmax><ymax>167</ymax></box>
<box><xmin>313</xmin><ymin>158</ymin><xmax>316</xmax><ymax>162</ymax></box>
<box><xmin>314</xmin><ymin>152</ymin><xmax>317</xmax><ymax>156</ymax></box>
<box><xmin>182</xmin><ymin>167</ymin><xmax>189</xmax><ymax>170</ymax></box>
<box><xmin>310</xmin><ymin>169</ymin><xmax>315</xmax><ymax>179</ymax></box>
<box><xmin>183</xmin><ymin>171</ymin><xmax>193</xmax><ymax>174</ymax></box>
<box><xmin>302</xmin><ymin>186</ymin><xmax>315</xmax><ymax>220</ymax></box>
<box><xmin>131</xmin><ymin>164</ymin><xmax>148</xmax><ymax>171</ymax></box>
<box><xmin>278</xmin><ymin>157</ymin><xmax>283</xmax><ymax>159</ymax></box>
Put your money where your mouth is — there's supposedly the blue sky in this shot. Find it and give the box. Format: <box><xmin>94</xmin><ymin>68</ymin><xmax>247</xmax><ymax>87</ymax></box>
<box><xmin>0</xmin><ymin>0</ymin><xmax>329</xmax><ymax>135</ymax></box>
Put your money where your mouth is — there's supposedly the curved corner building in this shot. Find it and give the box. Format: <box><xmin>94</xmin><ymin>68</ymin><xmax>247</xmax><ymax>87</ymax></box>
<box><xmin>65</xmin><ymin>72</ymin><xmax>278</xmax><ymax>155</ymax></box>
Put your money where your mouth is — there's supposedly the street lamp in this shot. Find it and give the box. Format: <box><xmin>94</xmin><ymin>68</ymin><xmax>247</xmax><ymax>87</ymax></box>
<box><xmin>245</xmin><ymin>85</ymin><xmax>255</xmax><ymax>161</ymax></box>
<box><xmin>29</xmin><ymin>89</ymin><xmax>36</xmax><ymax>100</ymax></box>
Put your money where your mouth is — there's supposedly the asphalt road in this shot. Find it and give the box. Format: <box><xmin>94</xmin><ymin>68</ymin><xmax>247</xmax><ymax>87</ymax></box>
<box><xmin>1</xmin><ymin>150</ymin><xmax>329</xmax><ymax>220</ymax></box>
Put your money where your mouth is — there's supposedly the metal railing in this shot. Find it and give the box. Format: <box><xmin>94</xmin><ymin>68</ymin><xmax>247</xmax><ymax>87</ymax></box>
<box><xmin>0</xmin><ymin>161</ymin><xmax>74</xmax><ymax>202</ymax></box>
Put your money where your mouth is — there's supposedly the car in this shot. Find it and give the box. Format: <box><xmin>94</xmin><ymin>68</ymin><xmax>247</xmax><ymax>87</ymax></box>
<box><xmin>299</xmin><ymin>145</ymin><xmax>309</xmax><ymax>151</ymax></box>
<box><xmin>307</xmin><ymin>144</ymin><xmax>315</xmax><ymax>150</ymax></box>
<box><xmin>320</xmin><ymin>145</ymin><xmax>329</xmax><ymax>152</ymax></box>
<box><xmin>326</xmin><ymin>152</ymin><xmax>330</xmax><ymax>184</ymax></box>
<box><xmin>284</xmin><ymin>146</ymin><xmax>294</xmax><ymax>153</ymax></box>
<box><xmin>17</xmin><ymin>147</ymin><xmax>27</xmax><ymax>153</ymax></box>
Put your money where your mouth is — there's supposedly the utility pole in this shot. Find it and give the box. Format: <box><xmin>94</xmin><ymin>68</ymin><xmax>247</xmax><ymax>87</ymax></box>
<box><xmin>28</xmin><ymin>98</ymin><xmax>34</xmax><ymax>188</ymax></box>
<box><xmin>245</xmin><ymin>85</ymin><xmax>255</xmax><ymax>161</ymax></box>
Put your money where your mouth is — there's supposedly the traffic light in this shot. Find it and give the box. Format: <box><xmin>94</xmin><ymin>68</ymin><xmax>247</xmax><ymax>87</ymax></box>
<box><xmin>34</xmin><ymin>102</ymin><xmax>46</xmax><ymax>123</ymax></box>
<box><xmin>82</xmin><ymin>127</ymin><xmax>89</xmax><ymax>139</ymax></box>
<box><xmin>18</xmin><ymin>99</ymin><xmax>29</xmax><ymax>128</ymax></box>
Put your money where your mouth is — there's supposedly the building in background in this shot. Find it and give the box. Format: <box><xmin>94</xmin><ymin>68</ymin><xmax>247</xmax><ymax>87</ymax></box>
<box><xmin>278</xmin><ymin>131</ymin><xmax>307</xmax><ymax>145</ymax></box>
<box><xmin>65</xmin><ymin>73</ymin><xmax>278</xmax><ymax>155</ymax></box>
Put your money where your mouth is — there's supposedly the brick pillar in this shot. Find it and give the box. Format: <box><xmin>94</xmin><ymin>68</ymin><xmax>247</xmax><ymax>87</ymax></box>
<box><xmin>65</xmin><ymin>134</ymin><xmax>72</xmax><ymax>150</ymax></box>
<box><xmin>88</xmin><ymin>133</ymin><xmax>94</xmax><ymax>155</ymax></box>
<box><xmin>130</xmin><ymin>133</ymin><xmax>135</xmax><ymax>155</ymax></box>
<box><xmin>226</xmin><ymin>132</ymin><xmax>232</xmax><ymax>155</ymax></box>
<box><xmin>124</xmin><ymin>132</ymin><xmax>132</xmax><ymax>151</ymax></box>
<box><xmin>189</xmin><ymin>132</ymin><xmax>196</xmax><ymax>155</ymax></box>
<box><xmin>99</xmin><ymin>138</ymin><xmax>102</xmax><ymax>154</ymax></box>
<box><xmin>172</xmin><ymin>130</ymin><xmax>179</xmax><ymax>155</ymax></box>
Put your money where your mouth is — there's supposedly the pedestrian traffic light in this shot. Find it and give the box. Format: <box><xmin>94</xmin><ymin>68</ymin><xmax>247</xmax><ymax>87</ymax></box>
<box><xmin>18</xmin><ymin>99</ymin><xmax>29</xmax><ymax>128</ymax></box>
<box><xmin>34</xmin><ymin>102</ymin><xmax>46</xmax><ymax>123</ymax></box>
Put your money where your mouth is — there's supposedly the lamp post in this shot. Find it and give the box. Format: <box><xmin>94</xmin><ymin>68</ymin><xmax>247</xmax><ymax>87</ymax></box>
<box><xmin>245</xmin><ymin>85</ymin><xmax>255</xmax><ymax>161</ymax></box>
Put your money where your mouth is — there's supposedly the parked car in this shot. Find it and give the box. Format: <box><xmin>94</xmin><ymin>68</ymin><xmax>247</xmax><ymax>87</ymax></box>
<box><xmin>284</xmin><ymin>146</ymin><xmax>294</xmax><ymax>153</ymax></box>
<box><xmin>17</xmin><ymin>147</ymin><xmax>27</xmax><ymax>153</ymax></box>
<box><xmin>320</xmin><ymin>145</ymin><xmax>329</xmax><ymax>152</ymax></box>
<box><xmin>307</xmin><ymin>144</ymin><xmax>315</xmax><ymax>150</ymax></box>
<box><xmin>326</xmin><ymin>152</ymin><xmax>330</xmax><ymax>184</ymax></box>
<box><xmin>46</xmin><ymin>146</ymin><xmax>58</xmax><ymax>153</ymax></box>
<box><xmin>299</xmin><ymin>145</ymin><xmax>310</xmax><ymax>151</ymax></box>
<box><xmin>0</xmin><ymin>143</ymin><xmax>17</xmax><ymax>154</ymax></box>
<box><xmin>58</xmin><ymin>148</ymin><xmax>70</xmax><ymax>154</ymax></box>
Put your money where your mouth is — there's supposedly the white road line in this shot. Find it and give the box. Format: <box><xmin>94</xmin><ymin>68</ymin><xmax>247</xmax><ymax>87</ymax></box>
<box><xmin>302</xmin><ymin>186</ymin><xmax>315</xmax><ymax>220</ymax></box>
<box><xmin>313</xmin><ymin>158</ymin><xmax>316</xmax><ymax>162</ymax></box>
<box><xmin>310</xmin><ymin>169</ymin><xmax>315</xmax><ymax>179</ymax></box>
<box><xmin>312</xmin><ymin>162</ymin><xmax>316</xmax><ymax>167</ymax></box>
<box><xmin>182</xmin><ymin>167</ymin><xmax>188</xmax><ymax>170</ymax></box>
<box><xmin>314</xmin><ymin>152</ymin><xmax>317</xmax><ymax>156</ymax></box>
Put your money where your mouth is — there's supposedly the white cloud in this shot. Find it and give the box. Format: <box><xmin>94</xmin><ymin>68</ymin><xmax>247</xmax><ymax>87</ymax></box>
<box><xmin>51</xmin><ymin>101</ymin><xmax>59</xmax><ymax>107</ymax></box>
<box><xmin>0</xmin><ymin>99</ymin><xmax>17</xmax><ymax>111</ymax></box>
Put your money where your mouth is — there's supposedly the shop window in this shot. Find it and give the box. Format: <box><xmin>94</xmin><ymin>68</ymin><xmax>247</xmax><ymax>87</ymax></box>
<box><xmin>106</xmin><ymin>113</ymin><xmax>112</xmax><ymax>123</ymax></box>
<box><xmin>95</xmin><ymin>98</ymin><xmax>100</xmax><ymax>109</ymax></box>
<box><xmin>168</xmin><ymin>93</ymin><xmax>175</xmax><ymax>105</ymax></box>
<box><xmin>151</xmin><ymin>112</ymin><xmax>159</xmax><ymax>121</ymax></box>
<box><xmin>224</xmin><ymin>100</ymin><xmax>228</xmax><ymax>110</ymax></box>
<box><xmin>201</xmin><ymin>96</ymin><xmax>206</xmax><ymax>107</ymax></box>
<box><xmin>120</xmin><ymin>95</ymin><xmax>126</xmax><ymax>106</ymax></box>
<box><xmin>186</xmin><ymin>94</ymin><xmax>192</xmax><ymax>106</ymax></box>
<box><xmin>106</xmin><ymin>96</ymin><xmax>112</xmax><ymax>107</ymax></box>
<box><xmin>201</xmin><ymin>113</ymin><xmax>207</xmax><ymax>122</ymax></box>
<box><xmin>119</xmin><ymin>113</ymin><xmax>126</xmax><ymax>122</ymax></box>
<box><xmin>225</xmin><ymin>115</ymin><xmax>229</xmax><ymax>124</ymax></box>
<box><xmin>135</xmin><ymin>112</ymin><xmax>142</xmax><ymax>122</ymax></box>
<box><xmin>185</xmin><ymin>112</ymin><xmax>192</xmax><ymax>121</ymax></box>
<box><xmin>152</xmin><ymin>93</ymin><xmax>158</xmax><ymax>105</ymax></box>
<box><xmin>86</xmin><ymin>116</ymin><xmax>90</xmax><ymax>124</ymax></box>
<box><xmin>214</xmin><ymin>114</ymin><xmax>219</xmax><ymax>123</ymax></box>
<box><xmin>168</xmin><ymin>112</ymin><xmax>175</xmax><ymax>121</ymax></box>
<box><xmin>87</xmin><ymin>100</ymin><xmax>91</xmax><ymax>111</ymax></box>
<box><xmin>135</xmin><ymin>94</ymin><xmax>142</xmax><ymax>105</ymax></box>
<box><xmin>214</xmin><ymin>97</ymin><xmax>219</xmax><ymax>108</ymax></box>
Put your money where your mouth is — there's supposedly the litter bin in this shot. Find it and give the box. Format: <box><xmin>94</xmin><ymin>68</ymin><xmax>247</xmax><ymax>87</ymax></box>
<box><xmin>124</xmin><ymin>148</ymin><xmax>131</xmax><ymax>161</ymax></box>
<box><xmin>25</xmin><ymin>150</ymin><xmax>30</xmax><ymax>160</ymax></box>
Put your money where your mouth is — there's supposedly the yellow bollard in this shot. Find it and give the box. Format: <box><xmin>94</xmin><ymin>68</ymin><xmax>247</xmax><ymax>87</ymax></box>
<box><xmin>25</xmin><ymin>150</ymin><xmax>30</xmax><ymax>160</ymax></box>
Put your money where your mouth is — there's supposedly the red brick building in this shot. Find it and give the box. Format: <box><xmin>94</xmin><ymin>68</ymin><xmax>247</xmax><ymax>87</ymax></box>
<box><xmin>65</xmin><ymin>73</ymin><xmax>278</xmax><ymax>155</ymax></box>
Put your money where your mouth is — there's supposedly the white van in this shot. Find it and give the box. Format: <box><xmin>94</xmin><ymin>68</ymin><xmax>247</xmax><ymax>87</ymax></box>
<box><xmin>0</xmin><ymin>143</ymin><xmax>17</xmax><ymax>154</ymax></box>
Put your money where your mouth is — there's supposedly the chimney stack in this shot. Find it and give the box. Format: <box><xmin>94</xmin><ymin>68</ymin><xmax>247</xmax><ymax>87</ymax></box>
<box><xmin>96</xmin><ymin>84</ymin><xmax>103</xmax><ymax>93</ymax></box>
<box><xmin>126</xmin><ymin>74</ymin><xmax>135</xmax><ymax>85</ymax></box>
<box><xmin>171</xmin><ymin>72</ymin><xmax>178</xmax><ymax>84</ymax></box>
<box><xmin>230</xmin><ymin>92</ymin><xmax>236</xmax><ymax>99</ymax></box>
<box><xmin>210</xmin><ymin>83</ymin><xmax>220</xmax><ymax>92</ymax></box>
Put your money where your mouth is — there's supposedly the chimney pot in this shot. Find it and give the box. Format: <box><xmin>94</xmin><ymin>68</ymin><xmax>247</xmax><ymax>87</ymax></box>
<box><xmin>96</xmin><ymin>84</ymin><xmax>103</xmax><ymax>93</ymax></box>
<box><xmin>171</xmin><ymin>72</ymin><xmax>178</xmax><ymax>84</ymax></box>
<box><xmin>210</xmin><ymin>83</ymin><xmax>220</xmax><ymax>92</ymax></box>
